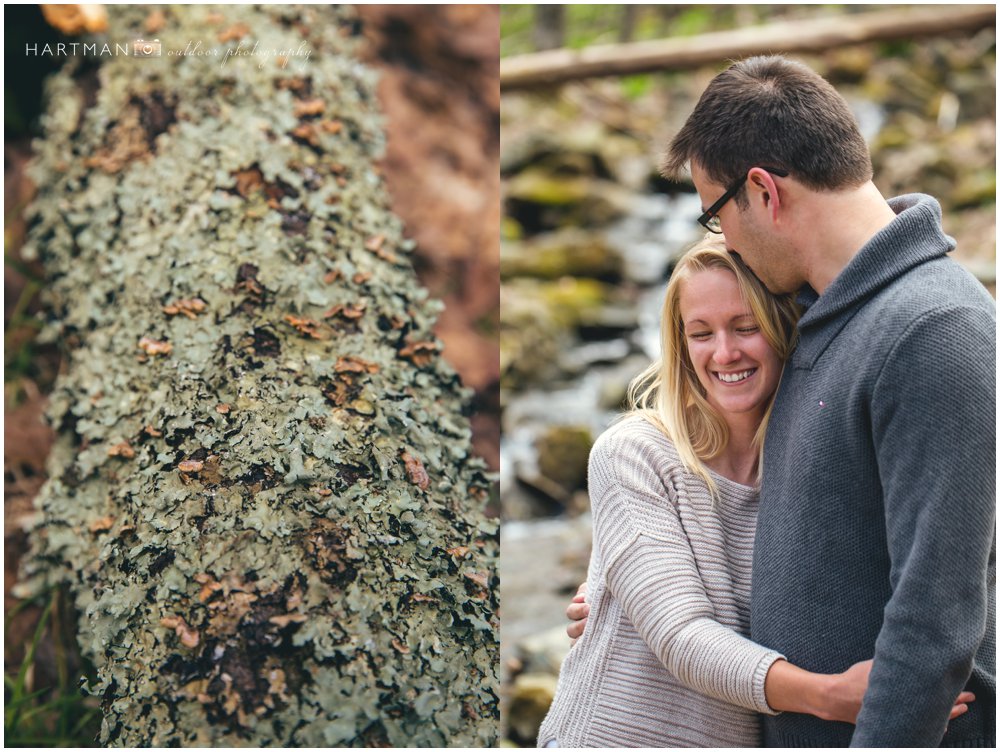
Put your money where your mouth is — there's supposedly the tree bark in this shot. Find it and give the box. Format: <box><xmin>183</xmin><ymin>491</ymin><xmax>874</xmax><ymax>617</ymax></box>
<box><xmin>17</xmin><ymin>5</ymin><xmax>498</xmax><ymax>747</ymax></box>
<box><xmin>619</xmin><ymin>6</ymin><xmax>637</xmax><ymax>44</ymax></box>
<box><xmin>501</xmin><ymin>5</ymin><xmax>996</xmax><ymax>90</ymax></box>
<box><xmin>533</xmin><ymin>5</ymin><xmax>565</xmax><ymax>52</ymax></box>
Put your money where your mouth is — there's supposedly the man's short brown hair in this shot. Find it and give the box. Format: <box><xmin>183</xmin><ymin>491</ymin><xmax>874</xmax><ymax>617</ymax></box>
<box><xmin>662</xmin><ymin>55</ymin><xmax>872</xmax><ymax>199</ymax></box>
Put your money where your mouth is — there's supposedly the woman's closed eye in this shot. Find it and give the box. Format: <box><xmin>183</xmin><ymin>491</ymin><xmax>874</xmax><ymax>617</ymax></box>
<box><xmin>736</xmin><ymin>326</ymin><xmax>759</xmax><ymax>334</ymax></box>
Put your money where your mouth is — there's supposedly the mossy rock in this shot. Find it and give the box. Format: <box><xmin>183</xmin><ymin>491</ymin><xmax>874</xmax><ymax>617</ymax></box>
<box><xmin>535</xmin><ymin>425</ymin><xmax>594</xmax><ymax>494</ymax></box>
<box><xmin>500</xmin><ymin>228</ymin><xmax>623</xmax><ymax>281</ymax></box>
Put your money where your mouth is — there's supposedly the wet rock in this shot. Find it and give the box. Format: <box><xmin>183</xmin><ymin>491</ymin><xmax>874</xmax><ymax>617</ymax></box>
<box><xmin>874</xmin><ymin>116</ymin><xmax>995</xmax><ymax>215</ymax></box>
<box><xmin>505</xmin><ymin>168</ymin><xmax>635</xmax><ymax>231</ymax></box>
<box><xmin>500</xmin><ymin>228</ymin><xmax>623</xmax><ymax>281</ymax></box>
<box><xmin>501</xmin><ymin>278</ymin><xmax>623</xmax><ymax>391</ymax></box>
<box><xmin>824</xmin><ymin>46</ymin><xmax>877</xmax><ymax>85</ymax></box>
<box><xmin>595</xmin><ymin>355</ymin><xmax>651</xmax><ymax>411</ymax></box>
<box><xmin>517</xmin><ymin>624</ymin><xmax>574</xmax><ymax>677</ymax></box>
<box><xmin>506</xmin><ymin>673</ymin><xmax>559</xmax><ymax>746</ymax></box>
<box><xmin>577</xmin><ymin>300</ymin><xmax>640</xmax><ymax>340</ymax></box>
<box><xmin>535</xmin><ymin>425</ymin><xmax>593</xmax><ymax>497</ymax></box>
<box><xmin>558</xmin><ymin>339</ymin><xmax>632</xmax><ymax>378</ymax></box>
<box><xmin>500</xmin><ymin>282</ymin><xmax>567</xmax><ymax>392</ymax></box>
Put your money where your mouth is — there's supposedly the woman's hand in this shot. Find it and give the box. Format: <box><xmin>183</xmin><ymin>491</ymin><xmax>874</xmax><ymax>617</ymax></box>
<box><xmin>565</xmin><ymin>582</ymin><xmax>589</xmax><ymax>642</ymax></box>
<box><xmin>766</xmin><ymin>658</ymin><xmax>976</xmax><ymax>724</ymax></box>
<box><xmin>821</xmin><ymin>659</ymin><xmax>872</xmax><ymax>722</ymax></box>
<box><xmin>823</xmin><ymin>659</ymin><xmax>975</xmax><ymax>724</ymax></box>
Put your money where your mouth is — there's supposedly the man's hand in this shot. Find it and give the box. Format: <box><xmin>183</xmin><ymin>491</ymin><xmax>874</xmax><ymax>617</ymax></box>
<box><xmin>566</xmin><ymin>581</ymin><xmax>589</xmax><ymax>642</ymax></box>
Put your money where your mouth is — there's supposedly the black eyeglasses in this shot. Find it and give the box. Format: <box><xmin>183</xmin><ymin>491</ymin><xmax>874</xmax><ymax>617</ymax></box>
<box><xmin>698</xmin><ymin>167</ymin><xmax>789</xmax><ymax>234</ymax></box>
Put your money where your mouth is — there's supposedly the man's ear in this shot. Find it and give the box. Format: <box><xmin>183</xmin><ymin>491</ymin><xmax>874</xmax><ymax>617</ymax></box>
<box><xmin>746</xmin><ymin>167</ymin><xmax>781</xmax><ymax>221</ymax></box>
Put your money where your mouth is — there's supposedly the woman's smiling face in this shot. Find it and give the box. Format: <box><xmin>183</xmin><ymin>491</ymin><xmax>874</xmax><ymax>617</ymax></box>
<box><xmin>679</xmin><ymin>267</ymin><xmax>783</xmax><ymax>421</ymax></box>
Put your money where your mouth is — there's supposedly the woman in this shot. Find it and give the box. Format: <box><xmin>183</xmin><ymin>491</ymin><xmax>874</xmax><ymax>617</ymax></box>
<box><xmin>536</xmin><ymin>236</ymin><xmax>972</xmax><ymax>747</ymax></box>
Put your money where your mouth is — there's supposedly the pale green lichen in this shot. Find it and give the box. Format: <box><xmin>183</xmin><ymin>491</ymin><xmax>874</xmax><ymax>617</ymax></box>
<box><xmin>18</xmin><ymin>4</ymin><xmax>498</xmax><ymax>746</ymax></box>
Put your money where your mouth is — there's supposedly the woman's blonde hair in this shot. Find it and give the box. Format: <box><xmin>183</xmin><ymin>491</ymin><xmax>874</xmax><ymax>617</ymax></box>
<box><xmin>626</xmin><ymin>234</ymin><xmax>800</xmax><ymax>498</ymax></box>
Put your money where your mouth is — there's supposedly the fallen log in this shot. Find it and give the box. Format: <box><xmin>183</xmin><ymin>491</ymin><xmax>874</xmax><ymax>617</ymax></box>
<box><xmin>501</xmin><ymin>5</ymin><xmax>995</xmax><ymax>90</ymax></box>
<box><xmin>17</xmin><ymin>5</ymin><xmax>497</xmax><ymax>746</ymax></box>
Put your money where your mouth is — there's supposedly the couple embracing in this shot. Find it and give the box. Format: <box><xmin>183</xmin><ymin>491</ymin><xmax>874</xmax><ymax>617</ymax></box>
<box><xmin>539</xmin><ymin>56</ymin><xmax>995</xmax><ymax>748</ymax></box>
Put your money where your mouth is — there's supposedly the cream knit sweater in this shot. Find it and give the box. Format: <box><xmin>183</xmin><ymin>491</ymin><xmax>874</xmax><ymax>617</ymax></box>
<box><xmin>537</xmin><ymin>416</ymin><xmax>784</xmax><ymax>748</ymax></box>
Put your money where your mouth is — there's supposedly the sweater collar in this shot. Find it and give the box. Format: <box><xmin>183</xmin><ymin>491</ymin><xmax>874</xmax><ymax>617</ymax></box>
<box><xmin>795</xmin><ymin>193</ymin><xmax>955</xmax><ymax>329</ymax></box>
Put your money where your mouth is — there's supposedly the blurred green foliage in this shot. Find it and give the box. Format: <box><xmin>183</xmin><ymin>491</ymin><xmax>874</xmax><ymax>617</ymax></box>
<box><xmin>4</xmin><ymin>589</ymin><xmax>100</xmax><ymax>747</ymax></box>
<box><xmin>501</xmin><ymin>4</ymin><xmax>895</xmax><ymax>58</ymax></box>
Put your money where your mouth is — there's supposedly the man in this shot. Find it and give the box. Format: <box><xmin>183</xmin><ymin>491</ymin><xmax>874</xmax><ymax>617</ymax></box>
<box><xmin>568</xmin><ymin>56</ymin><xmax>995</xmax><ymax>747</ymax></box>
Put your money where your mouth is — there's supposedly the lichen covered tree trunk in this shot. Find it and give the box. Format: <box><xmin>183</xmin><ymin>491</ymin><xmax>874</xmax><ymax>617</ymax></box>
<box><xmin>17</xmin><ymin>5</ymin><xmax>498</xmax><ymax>746</ymax></box>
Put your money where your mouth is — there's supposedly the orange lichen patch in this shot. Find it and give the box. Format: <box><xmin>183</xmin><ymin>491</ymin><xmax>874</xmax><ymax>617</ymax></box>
<box><xmin>320</xmin><ymin>120</ymin><xmax>343</xmax><ymax>135</ymax></box>
<box><xmin>463</xmin><ymin>571</ymin><xmax>489</xmax><ymax>589</ymax></box>
<box><xmin>293</xmin><ymin>99</ymin><xmax>325</xmax><ymax>117</ymax></box>
<box><xmin>160</xmin><ymin>615</ymin><xmax>201</xmax><ymax>648</ymax></box>
<box><xmin>216</xmin><ymin>403</ymin><xmax>231</xmax><ymax>414</ymax></box>
<box><xmin>41</xmin><ymin>4</ymin><xmax>108</xmax><ymax>34</ymax></box>
<box><xmin>162</xmin><ymin>297</ymin><xmax>207</xmax><ymax>319</ymax></box>
<box><xmin>217</xmin><ymin>22</ymin><xmax>250</xmax><ymax>43</ymax></box>
<box><xmin>178</xmin><ymin>459</ymin><xmax>204</xmax><ymax>473</ymax></box>
<box><xmin>275</xmin><ymin>77</ymin><xmax>310</xmax><ymax>94</ymax></box>
<box><xmin>322</xmin><ymin>378</ymin><xmax>350</xmax><ymax>407</ymax></box>
<box><xmin>107</xmin><ymin>442</ymin><xmax>135</xmax><ymax>458</ymax></box>
<box><xmin>204</xmin><ymin>11</ymin><xmax>225</xmax><ymax>25</ymax></box>
<box><xmin>233</xmin><ymin>167</ymin><xmax>265</xmax><ymax>198</ymax></box>
<box><xmin>194</xmin><ymin>573</ymin><xmax>224</xmax><ymax>603</ymax></box>
<box><xmin>364</xmin><ymin>234</ymin><xmax>385</xmax><ymax>252</ymax></box>
<box><xmin>334</xmin><ymin>356</ymin><xmax>379</xmax><ymax>374</ymax></box>
<box><xmin>286</xmin><ymin>588</ymin><xmax>304</xmax><ymax>611</ymax></box>
<box><xmin>446</xmin><ymin>546</ymin><xmax>470</xmax><ymax>558</ymax></box>
<box><xmin>143</xmin><ymin>425</ymin><xmax>163</xmax><ymax>437</ymax></box>
<box><xmin>199</xmin><ymin>455</ymin><xmax>225</xmax><ymax>485</ymax></box>
<box><xmin>268</xmin><ymin>613</ymin><xmax>308</xmax><ymax>628</ymax></box>
<box><xmin>410</xmin><ymin>593</ymin><xmax>437</xmax><ymax>603</ymax></box>
<box><xmin>352</xmin><ymin>271</ymin><xmax>372</xmax><ymax>285</ymax></box>
<box><xmin>84</xmin><ymin>106</ymin><xmax>151</xmax><ymax>173</ymax></box>
<box><xmin>284</xmin><ymin>314</ymin><xmax>329</xmax><ymax>340</ymax></box>
<box><xmin>235</xmin><ymin>265</ymin><xmax>265</xmax><ymax>296</ymax></box>
<box><xmin>264</xmin><ymin>667</ymin><xmax>290</xmax><ymax>708</ymax></box>
<box><xmin>219</xmin><ymin>673</ymin><xmax>242</xmax><ymax>717</ymax></box>
<box><xmin>144</xmin><ymin>9</ymin><xmax>166</xmax><ymax>33</ymax></box>
<box><xmin>181</xmin><ymin>677</ymin><xmax>211</xmax><ymax>703</ymax></box>
<box><xmin>398</xmin><ymin>339</ymin><xmax>438</xmax><ymax>367</ymax></box>
<box><xmin>314</xmin><ymin>487</ymin><xmax>332</xmax><ymax>497</ymax></box>
<box><xmin>325</xmin><ymin>357</ymin><xmax>379</xmax><ymax>407</ymax></box>
<box><xmin>89</xmin><ymin>515</ymin><xmax>116</xmax><ymax>534</ymax></box>
<box><xmin>391</xmin><ymin>638</ymin><xmax>410</xmax><ymax>654</ymax></box>
<box><xmin>322</xmin><ymin>302</ymin><xmax>366</xmax><ymax>320</ymax></box>
<box><xmin>323</xmin><ymin>269</ymin><xmax>341</xmax><ymax>284</ymax></box>
<box><xmin>290</xmin><ymin>122</ymin><xmax>319</xmax><ymax>146</ymax></box>
<box><xmin>138</xmin><ymin>336</ymin><xmax>172</xmax><ymax>356</ymax></box>
<box><xmin>401</xmin><ymin>451</ymin><xmax>431</xmax><ymax>490</ymax></box>
<box><xmin>207</xmin><ymin>589</ymin><xmax>260</xmax><ymax>637</ymax></box>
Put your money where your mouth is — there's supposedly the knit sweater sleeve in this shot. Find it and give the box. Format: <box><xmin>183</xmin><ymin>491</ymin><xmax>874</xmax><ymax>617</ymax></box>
<box><xmin>589</xmin><ymin>423</ymin><xmax>783</xmax><ymax>716</ymax></box>
<box><xmin>852</xmin><ymin>305</ymin><xmax>996</xmax><ymax>747</ymax></box>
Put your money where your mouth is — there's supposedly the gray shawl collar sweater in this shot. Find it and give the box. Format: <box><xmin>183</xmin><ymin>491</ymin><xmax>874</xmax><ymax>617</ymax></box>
<box><xmin>752</xmin><ymin>194</ymin><xmax>995</xmax><ymax>747</ymax></box>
